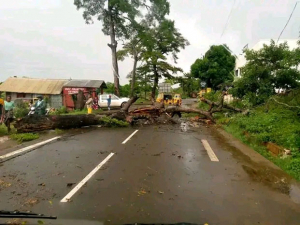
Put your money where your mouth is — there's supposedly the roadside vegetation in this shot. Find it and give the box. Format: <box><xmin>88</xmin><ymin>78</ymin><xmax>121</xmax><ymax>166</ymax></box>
<box><xmin>1</xmin><ymin>124</ymin><xmax>40</xmax><ymax>143</ymax></box>
<box><xmin>195</xmin><ymin>40</ymin><xmax>300</xmax><ymax>180</ymax></box>
<box><xmin>10</xmin><ymin>133</ymin><xmax>39</xmax><ymax>143</ymax></box>
<box><xmin>99</xmin><ymin>116</ymin><xmax>129</xmax><ymax>128</ymax></box>
<box><xmin>50</xmin><ymin>107</ymin><xmax>103</xmax><ymax>115</ymax></box>
<box><xmin>198</xmin><ymin>90</ymin><xmax>300</xmax><ymax>180</ymax></box>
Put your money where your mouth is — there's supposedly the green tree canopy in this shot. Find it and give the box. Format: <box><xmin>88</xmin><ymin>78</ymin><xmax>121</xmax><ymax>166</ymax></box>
<box><xmin>231</xmin><ymin>40</ymin><xmax>300</xmax><ymax>105</ymax></box>
<box><xmin>176</xmin><ymin>73</ymin><xmax>199</xmax><ymax>97</ymax></box>
<box><xmin>74</xmin><ymin>0</ymin><xmax>151</xmax><ymax>96</ymax></box>
<box><xmin>191</xmin><ymin>45</ymin><xmax>236</xmax><ymax>89</ymax></box>
<box><xmin>138</xmin><ymin>18</ymin><xmax>189</xmax><ymax>100</ymax></box>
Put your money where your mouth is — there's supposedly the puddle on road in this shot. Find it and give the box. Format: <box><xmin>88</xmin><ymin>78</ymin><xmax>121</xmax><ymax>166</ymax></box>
<box><xmin>290</xmin><ymin>184</ymin><xmax>300</xmax><ymax>204</ymax></box>
<box><xmin>180</xmin><ymin>122</ymin><xmax>189</xmax><ymax>132</ymax></box>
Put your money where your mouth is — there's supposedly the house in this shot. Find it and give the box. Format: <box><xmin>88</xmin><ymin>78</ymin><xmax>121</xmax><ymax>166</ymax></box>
<box><xmin>62</xmin><ymin>79</ymin><xmax>107</xmax><ymax>109</ymax></box>
<box><xmin>234</xmin><ymin>39</ymin><xmax>299</xmax><ymax>78</ymax></box>
<box><xmin>0</xmin><ymin>77</ymin><xmax>107</xmax><ymax>109</ymax></box>
<box><xmin>0</xmin><ymin>77</ymin><xmax>67</xmax><ymax>108</ymax></box>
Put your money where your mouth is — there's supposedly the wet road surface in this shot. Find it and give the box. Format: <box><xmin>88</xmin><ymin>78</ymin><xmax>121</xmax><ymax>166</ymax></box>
<box><xmin>1</xmin><ymin>124</ymin><xmax>300</xmax><ymax>225</ymax></box>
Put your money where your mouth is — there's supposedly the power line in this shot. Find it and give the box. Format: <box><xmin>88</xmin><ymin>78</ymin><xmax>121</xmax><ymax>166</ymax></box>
<box><xmin>277</xmin><ymin>1</ymin><xmax>299</xmax><ymax>43</ymax></box>
<box><xmin>220</xmin><ymin>0</ymin><xmax>237</xmax><ymax>38</ymax></box>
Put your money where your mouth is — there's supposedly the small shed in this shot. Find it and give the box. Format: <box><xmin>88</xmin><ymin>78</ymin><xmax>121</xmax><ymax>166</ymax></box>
<box><xmin>63</xmin><ymin>79</ymin><xmax>107</xmax><ymax>109</ymax></box>
<box><xmin>0</xmin><ymin>77</ymin><xmax>67</xmax><ymax>108</ymax></box>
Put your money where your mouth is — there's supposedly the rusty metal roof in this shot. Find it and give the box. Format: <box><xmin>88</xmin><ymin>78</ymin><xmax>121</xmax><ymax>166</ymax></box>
<box><xmin>0</xmin><ymin>77</ymin><xmax>67</xmax><ymax>94</ymax></box>
<box><xmin>64</xmin><ymin>79</ymin><xmax>106</xmax><ymax>88</ymax></box>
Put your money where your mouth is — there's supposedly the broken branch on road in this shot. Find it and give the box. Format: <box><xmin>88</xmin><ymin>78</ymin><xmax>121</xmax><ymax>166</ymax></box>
<box><xmin>14</xmin><ymin>93</ymin><xmax>245</xmax><ymax>133</ymax></box>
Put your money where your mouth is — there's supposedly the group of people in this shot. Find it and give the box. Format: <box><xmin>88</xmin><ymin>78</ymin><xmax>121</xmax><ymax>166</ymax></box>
<box><xmin>0</xmin><ymin>95</ymin><xmax>46</xmax><ymax>132</ymax></box>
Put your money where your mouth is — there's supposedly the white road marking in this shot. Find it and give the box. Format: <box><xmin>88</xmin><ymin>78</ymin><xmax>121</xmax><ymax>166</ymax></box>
<box><xmin>0</xmin><ymin>136</ymin><xmax>61</xmax><ymax>162</ymax></box>
<box><xmin>201</xmin><ymin>139</ymin><xmax>219</xmax><ymax>162</ymax></box>
<box><xmin>122</xmin><ymin>130</ymin><xmax>139</xmax><ymax>144</ymax></box>
<box><xmin>60</xmin><ymin>152</ymin><xmax>115</xmax><ymax>203</ymax></box>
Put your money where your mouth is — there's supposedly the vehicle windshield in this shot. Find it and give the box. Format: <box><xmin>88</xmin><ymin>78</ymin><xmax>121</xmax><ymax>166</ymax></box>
<box><xmin>1</xmin><ymin>1</ymin><xmax>300</xmax><ymax>225</ymax></box>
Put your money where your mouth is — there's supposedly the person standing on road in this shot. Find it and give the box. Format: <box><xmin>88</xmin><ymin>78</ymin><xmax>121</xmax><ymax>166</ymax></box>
<box><xmin>2</xmin><ymin>96</ymin><xmax>15</xmax><ymax>132</ymax></box>
<box><xmin>34</xmin><ymin>96</ymin><xmax>46</xmax><ymax>115</ymax></box>
<box><xmin>107</xmin><ymin>95</ymin><xmax>111</xmax><ymax>111</ymax></box>
<box><xmin>85</xmin><ymin>94</ymin><xmax>93</xmax><ymax>114</ymax></box>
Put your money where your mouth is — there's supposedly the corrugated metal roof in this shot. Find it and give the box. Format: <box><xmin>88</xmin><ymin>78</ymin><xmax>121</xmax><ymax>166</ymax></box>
<box><xmin>64</xmin><ymin>79</ymin><xmax>106</xmax><ymax>88</ymax></box>
<box><xmin>0</xmin><ymin>77</ymin><xmax>67</xmax><ymax>94</ymax></box>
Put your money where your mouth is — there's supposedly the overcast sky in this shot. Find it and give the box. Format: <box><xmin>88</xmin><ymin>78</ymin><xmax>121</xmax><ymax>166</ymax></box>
<box><xmin>0</xmin><ymin>0</ymin><xmax>299</xmax><ymax>84</ymax></box>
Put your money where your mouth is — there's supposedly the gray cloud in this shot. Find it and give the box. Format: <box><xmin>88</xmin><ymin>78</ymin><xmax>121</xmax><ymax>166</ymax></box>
<box><xmin>0</xmin><ymin>0</ymin><xmax>299</xmax><ymax>84</ymax></box>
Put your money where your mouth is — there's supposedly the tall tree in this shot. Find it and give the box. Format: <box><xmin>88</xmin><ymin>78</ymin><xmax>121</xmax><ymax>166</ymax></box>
<box><xmin>139</xmin><ymin>19</ymin><xmax>189</xmax><ymax>100</ymax></box>
<box><xmin>117</xmin><ymin>30</ymin><xmax>143</xmax><ymax>97</ymax></box>
<box><xmin>191</xmin><ymin>45</ymin><xmax>236</xmax><ymax>89</ymax></box>
<box><xmin>134</xmin><ymin>66</ymin><xmax>153</xmax><ymax>99</ymax></box>
<box><xmin>74</xmin><ymin>0</ymin><xmax>143</xmax><ymax>96</ymax></box>
<box><xmin>231</xmin><ymin>40</ymin><xmax>300</xmax><ymax>105</ymax></box>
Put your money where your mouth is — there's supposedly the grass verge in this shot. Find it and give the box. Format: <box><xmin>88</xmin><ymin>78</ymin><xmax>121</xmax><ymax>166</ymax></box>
<box><xmin>224</xmin><ymin>124</ymin><xmax>300</xmax><ymax>181</ymax></box>
<box><xmin>0</xmin><ymin>124</ymin><xmax>16</xmax><ymax>137</ymax></box>
<box><xmin>99</xmin><ymin>116</ymin><xmax>129</xmax><ymax>127</ymax></box>
<box><xmin>10</xmin><ymin>133</ymin><xmax>39</xmax><ymax>143</ymax></box>
<box><xmin>198</xmin><ymin>91</ymin><xmax>300</xmax><ymax>180</ymax></box>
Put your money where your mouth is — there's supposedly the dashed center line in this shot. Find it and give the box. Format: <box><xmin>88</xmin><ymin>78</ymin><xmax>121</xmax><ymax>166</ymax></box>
<box><xmin>201</xmin><ymin>139</ymin><xmax>219</xmax><ymax>162</ymax></box>
<box><xmin>122</xmin><ymin>130</ymin><xmax>139</xmax><ymax>144</ymax></box>
<box><xmin>0</xmin><ymin>136</ymin><xmax>61</xmax><ymax>162</ymax></box>
<box><xmin>60</xmin><ymin>152</ymin><xmax>115</xmax><ymax>203</ymax></box>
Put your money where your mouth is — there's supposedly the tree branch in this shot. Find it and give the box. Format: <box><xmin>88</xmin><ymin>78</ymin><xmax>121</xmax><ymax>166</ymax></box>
<box><xmin>269</xmin><ymin>97</ymin><xmax>300</xmax><ymax>109</ymax></box>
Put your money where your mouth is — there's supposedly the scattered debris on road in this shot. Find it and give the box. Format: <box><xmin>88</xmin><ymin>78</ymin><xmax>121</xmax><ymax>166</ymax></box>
<box><xmin>24</xmin><ymin>198</ymin><xmax>39</xmax><ymax>206</ymax></box>
<box><xmin>67</xmin><ymin>183</ymin><xmax>76</xmax><ymax>187</ymax></box>
<box><xmin>138</xmin><ymin>188</ymin><xmax>147</xmax><ymax>196</ymax></box>
<box><xmin>152</xmin><ymin>152</ymin><xmax>164</xmax><ymax>156</ymax></box>
<box><xmin>0</xmin><ymin>179</ymin><xmax>12</xmax><ymax>189</ymax></box>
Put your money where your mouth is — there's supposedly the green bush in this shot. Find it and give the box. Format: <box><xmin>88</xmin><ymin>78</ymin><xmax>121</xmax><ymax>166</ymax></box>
<box><xmin>221</xmin><ymin>92</ymin><xmax>300</xmax><ymax>180</ymax></box>
<box><xmin>10</xmin><ymin>133</ymin><xmax>39</xmax><ymax>143</ymax></box>
<box><xmin>50</xmin><ymin>106</ymin><xmax>68</xmax><ymax>115</ymax></box>
<box><xmin>228</xmin><ymin>106</ymin><xmax>300</xmax><ymax>149</ymax></box>
<box><xmin>14</xmin><ymin>101</ymin><xmax>29</xmax><ymax>118</ymax></box>
<box><xmin>99</xmin><ymin>116</ymin><xmax>129</xmax><ymax>127</ymax></box>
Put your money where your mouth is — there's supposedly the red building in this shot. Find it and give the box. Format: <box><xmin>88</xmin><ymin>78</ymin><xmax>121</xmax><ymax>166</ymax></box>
<box><xmin>63</xmin><ymin>80</ymin><xmax>107</xmax><ymax>109</ymax></box>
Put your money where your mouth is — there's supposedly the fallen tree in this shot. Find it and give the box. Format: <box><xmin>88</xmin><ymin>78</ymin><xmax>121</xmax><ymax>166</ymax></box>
<box><xmin>14</xmin><ymin>93</ymin><xmax>245</xmax><ymax>133</ymax></box>
<box><xmin>14</xmin><ymin>114</ymin><xmax>102</xmax><ymax>133</ymax></box>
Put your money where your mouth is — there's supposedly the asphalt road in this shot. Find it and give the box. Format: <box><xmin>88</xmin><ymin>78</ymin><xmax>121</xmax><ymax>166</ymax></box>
<box><xmin>1</xmin><ymin>123</ymin><xmax>300</xmax><ymax>225</ymax></box>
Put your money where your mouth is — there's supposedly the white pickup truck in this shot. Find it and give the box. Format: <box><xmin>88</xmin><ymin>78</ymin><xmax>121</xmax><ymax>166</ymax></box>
<box><xmin>98</xmin><ymin>94</ymin><xmax>129</xmax><ymax>108</ymax></box>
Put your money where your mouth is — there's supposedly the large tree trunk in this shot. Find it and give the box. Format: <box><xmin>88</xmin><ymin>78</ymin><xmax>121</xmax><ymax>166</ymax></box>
<box><xmin>75</xmin><ymin>90</ymin><xmax>85</xmax><ymax>110</ymax></box>
<box><xmin>108</xmin><ymin>4</ymin><xmax>120</xmax><ymax>96</ymax></box>
<box><xmin>130</xmin><ymin>55</ymin><xmax>138</xmax><ymax>98</ymax></box>
<box><xmin>14</xmin><ymin>115</ymin><xmax>102</xmax><ymax>133</ymax></box>
<box><xmin>111</xmin><ymin>96</ymin><xmax>139</xmax><ymax>121</ymax></box>
<box><xmin>165</xmin><ymin>106</ymin><xmax>215</xmax><ymax>122</ymax></box>
<box><xmin>151</xmin><ymin>64</ymin><xmax>159</xmax><ymax>102</ymax></box>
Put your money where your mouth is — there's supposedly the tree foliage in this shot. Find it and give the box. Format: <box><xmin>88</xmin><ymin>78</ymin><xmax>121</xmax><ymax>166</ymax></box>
<box><xmin>74</xmin><ymin>0</ymin><xmax>145</xmax><ymax>96</ymax></box>
<box><xmin>74</xmin><ymin>0</ymin><xmax>142</xmax><ymax>37</ymax></box>
<box><xmin>231</xmin><ymin>40</ymin><xmax>300</xmax><ymax>105</ymax></box>
<box><xmin>103</xmin><ymin>82</ymin><xmax>131</xmax><ymax>97</ymax></box>
<box><xmin>191</xmin><ymin>45</ymin><xmax>236</xmax><ymax>89</ymax></box>
<box><xmin>138</xmin><ymin>18</ymin><xmax>189</xmax><ymax>100</ymax></box>
<box><xmin>117</xmin><ymin>28</ymin><xmax>144</xmax><ymax>97</ymax></box>
<box><xmin>176</xmin><ymin>73</ymin><xmax>199</xmax><ymax>97</ymax></box>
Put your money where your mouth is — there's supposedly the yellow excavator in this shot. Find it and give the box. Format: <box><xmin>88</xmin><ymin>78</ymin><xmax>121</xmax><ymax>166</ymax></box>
<box><xmin>156</xmin><ymin>93</ymin><xmax>182</xmax><ymax>106</ymax></box>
